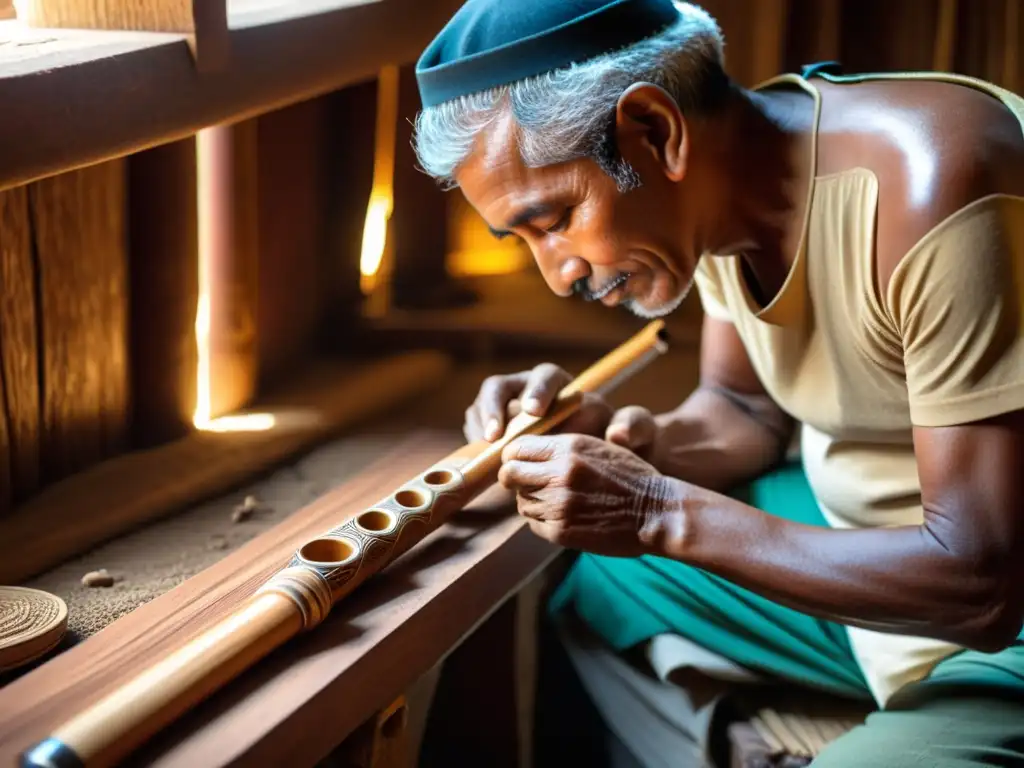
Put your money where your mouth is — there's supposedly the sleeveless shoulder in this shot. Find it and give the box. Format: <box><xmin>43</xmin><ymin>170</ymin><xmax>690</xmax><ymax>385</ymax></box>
<box><xmin>886</xmin><ymin>194</ymin><xmax>1024</xmax><ymax>427</ymax></box>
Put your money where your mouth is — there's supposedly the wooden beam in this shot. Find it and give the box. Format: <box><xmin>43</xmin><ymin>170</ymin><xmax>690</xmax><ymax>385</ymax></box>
<box><xmin>0</xmin><ymin>431</ymin><xmax>559</xmax><ymax>768</ymax></box>
<box><xmin>127</xmin><ymin>138</ymin><xmax>200</xmax><ymax>447</ymax></box>
<box><xmin>196</xmin><ymin>120</ymin><xmax>260</xmax><ymax>420</ymax></box>
<box><xmin>0</xmin><ymin>185</ymin><xmax>41</xmax><ymax>510</ymax></box>
<box><xmin>0</xmin><ymin>0</ymin><xmax>465</xmax><ymax>194</ymax></box>
<box><xmin>0</xmin><ymin>352</ymin><xmax>452</xmax><ymax>585</ymax></box>
<box><xmin>17</xmin><ymin>0</ymin><xmax>229</xmax><ymax>69</ymax></box>
<box><xmin>28</xmin><ymin>159</ymin><xmax>129</xmax><ymax>485</ymax></box>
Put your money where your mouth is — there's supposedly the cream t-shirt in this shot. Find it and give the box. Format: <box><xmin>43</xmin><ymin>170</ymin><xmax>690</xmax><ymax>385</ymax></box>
<box><xmin>692</xmin><ymin>70</ymin><xmax>1024</xmax><ymax>705</ymax></box>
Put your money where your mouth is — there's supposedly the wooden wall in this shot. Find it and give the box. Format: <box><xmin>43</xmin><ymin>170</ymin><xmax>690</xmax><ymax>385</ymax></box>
<box><xmin>702</xmin><ymin>0</ymin><xmax>1023</xmax><ymax>92</ymax></box>
<box><xmin>0</xmin><ymin>160</ymin><xmax>129</xmax><ymax>514</ymax></box>
<box><xmin>0</xmin><ymin>80</ymin><xmax>386</xmax><ymax>515</ymax></box>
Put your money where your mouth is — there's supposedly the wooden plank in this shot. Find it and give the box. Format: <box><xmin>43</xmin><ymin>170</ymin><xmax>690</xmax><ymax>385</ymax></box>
<box><xmin>0</xmin><ymin>431</ymin><xmax>559</xmax><ymax>768</ymax></box>
<box><xmin>0</xmin><ymin>0</ymin><xmax>465</xmax><ymax>194</ymax></box>
<box><xmin>390</xmin><ymin>63</ymin><xmax>465</xmax><ymax>310</ymax></box>
<box><xmin>18</xmin><ymin>0</ymin><xmax>229</xmax><ymax>69</ymax></box>
<box><xmin>255</xmin><ymin>97</ymin><xmax>331</xmax><ymax>388</ymax></box>
<box><xmin>197</xmin><ymin>120</ymin><xmax>260</xmax><ymax>420</ymax></box>
<box><xmin>320</xmin><ymin>79</ymin><xmax>380</xmax><ymax>336</ymax></box>
<box><xmin>0</xmin><ymin>185</ymin><xmax>41</xmax><ymax>507</ymax></box>
<box><xmin>28</xmin><ymin>159</ymin><xmax>129</xmax><ymax>484</ymax></box>
<box><xmin>127</xmin><ymin>138</ymin><xmax>200</xmax><ymax>447</ymax></box>
<box><xmin>0</xmin><ymin>351</ymin><xmax>452</xmax><ymax>585</ymax></box>
<box><xmin>749</xmin><ymin>0</ymin><xmax>789</xmax><ymax>84</ymax></box>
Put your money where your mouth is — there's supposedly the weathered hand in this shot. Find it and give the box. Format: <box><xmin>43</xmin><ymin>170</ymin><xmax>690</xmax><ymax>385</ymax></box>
<box><xmin>497</xmin><ymin>433</ymin><xmax>680</xmax><ymax>557</ymax></box>
<box><xmin>464</xmin><ymin>363</ymin><xmax>613</xmax><ymax>443</ymax></box>
<box><xmin>604</xmin><ymin>405</ymin><xmax>659</xmax><ymax>461</ymax></box>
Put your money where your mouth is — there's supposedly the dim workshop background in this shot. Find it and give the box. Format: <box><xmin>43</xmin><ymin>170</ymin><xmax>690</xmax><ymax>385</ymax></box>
<box><xmin>0</xmin><ymin>1</ymin><xmax>1021</xmax><ymax>766</ymax></box>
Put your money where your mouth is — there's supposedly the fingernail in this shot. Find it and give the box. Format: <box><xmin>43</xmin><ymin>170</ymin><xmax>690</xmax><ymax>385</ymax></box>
<box><xmin>485</xmin><ymin>418</ymin><xmax>500</xmax><ymax>440</ymax></box>
<box><xmin>522</xmin><ymin>397</ymin><xmax>543</xmax><ymax>415</ymax></box>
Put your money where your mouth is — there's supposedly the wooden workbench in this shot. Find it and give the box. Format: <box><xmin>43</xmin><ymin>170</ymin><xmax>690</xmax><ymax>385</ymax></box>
<box><xmin>0</xmin><ymin>430</ymin><xmax>558</xmax><ymax>766</ymax></box>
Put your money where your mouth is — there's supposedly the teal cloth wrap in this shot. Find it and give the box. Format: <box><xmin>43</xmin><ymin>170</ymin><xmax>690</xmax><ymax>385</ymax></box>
<box><xmin>549</xmin><ymin>461</ymin><xmax>1024</xmax><ymax>702</ymax></box>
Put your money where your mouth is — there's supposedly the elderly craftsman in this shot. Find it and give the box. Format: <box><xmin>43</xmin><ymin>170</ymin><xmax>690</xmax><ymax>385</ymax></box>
<box><xmin>413</xmin><ymin>1</ymin><xmax>1024</xmax><ymax>766</ymax></box>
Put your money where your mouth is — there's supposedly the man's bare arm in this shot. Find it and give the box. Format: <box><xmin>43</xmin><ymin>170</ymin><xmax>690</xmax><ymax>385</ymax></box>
<box><xmin>650</xmin><ymin>411</ymin><xmax>1024</xmax><ymax>652</ymax></box>
<box><xmin>648</xmin><ymin>315</ymin><xmax>795</xmax><ymax>492</ymax></box>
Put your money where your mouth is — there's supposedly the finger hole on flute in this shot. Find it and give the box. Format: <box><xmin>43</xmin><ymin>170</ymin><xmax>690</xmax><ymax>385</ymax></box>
<box><xmin>298</xmin><ymin>536</ymin><xmax>360</xmax><ymax>567</ymax></box>
<box><xmin>394</xmin><ymin>488</ymin><xmax>429</xmax><ymax>509</ymax></box>
<box><xmin>355</xmin><ymin>509</ymin><xmax>397</xmax><ymax>534</ymax></box>
<box><xmin>423</xmin><ymin>469</ymin><xmax>455</xmax><ymax>487</ymax></box>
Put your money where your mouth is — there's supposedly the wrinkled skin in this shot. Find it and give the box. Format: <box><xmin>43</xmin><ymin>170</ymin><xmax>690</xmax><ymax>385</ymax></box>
<box><xmin>497</xmin><ymin>432</ymin><xmax>670</xmax><ymax>557</ymax></box>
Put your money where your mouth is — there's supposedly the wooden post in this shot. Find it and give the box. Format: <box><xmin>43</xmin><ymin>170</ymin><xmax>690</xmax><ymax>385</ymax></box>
<box><xmin>196</xmin><ymin>120</ymin><xmax>260</xmax><ymax>422</ymax></box>
<box><xmin>0</xmin><ymin>185</ymin><xmax>40</xmax><ymax>514</ymax></box>
<box><xmin>256</xmin><ymin>97</ymin><xmax>332</xmax><ymax>389</ymax></box>
<box><xmin>127</xmin><ymin>138</ymin><xmax>200</xmax><ymax>448</ymax></box>
<box><xmin>28</xmin><ymin>160</ymin><xmax>129</xmax><ymax>485</ymax></box>
<box><xmin>749</xmin><ymin>0</ymin><xmax>789</xmax><ymax>84</ymax></box>
<box><xmin>17</xmin><ymin>0</ymin><xmax>229</xmax><ymax>70</ymax></box>
<box><xmin>320</xmin><ymin>80</ymin><xmax>380</xmax><ymax>339</ymax></box>
<box><xmin>390</xmin><ymin>64</ymin><xmax>477</xmax><ymax>310</ymax></box>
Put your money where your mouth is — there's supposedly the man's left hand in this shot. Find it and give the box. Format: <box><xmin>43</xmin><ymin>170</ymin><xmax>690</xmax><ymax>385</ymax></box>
<box><xmin>497</xmin><ymin>433</ymin><xmax>679</xmax><ymax>556</ymax></box>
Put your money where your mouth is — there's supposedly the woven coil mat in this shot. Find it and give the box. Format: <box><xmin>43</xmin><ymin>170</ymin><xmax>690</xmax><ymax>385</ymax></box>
<box><xmin>0</xmin><ymin>586</ymin><xmax>67</xmax><ymax>672</ymax></box>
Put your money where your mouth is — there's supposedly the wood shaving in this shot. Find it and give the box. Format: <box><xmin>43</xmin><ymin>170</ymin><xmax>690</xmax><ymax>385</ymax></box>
<box><xmin>80</xmin><ymin>569</ymin><xmax>114</xmax><ymax>588</ymax></box>
<box><xmin>230</xmin><ymin>494</ymin><xmax>265</xmax><ymax>523</ymax></box>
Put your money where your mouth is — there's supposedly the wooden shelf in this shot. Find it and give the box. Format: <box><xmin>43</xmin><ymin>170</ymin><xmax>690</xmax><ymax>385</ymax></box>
<box><xmin>0</xmin><ymin>0</ymin><xmax>462</xmax><ymax>192</ymax></box>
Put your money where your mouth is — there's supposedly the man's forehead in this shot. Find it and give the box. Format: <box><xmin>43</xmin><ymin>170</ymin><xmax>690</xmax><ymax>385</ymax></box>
<box><xmin>463</xmin><ymin>111</ymin><xmax>526</xmax><ymax>181</ymax></box>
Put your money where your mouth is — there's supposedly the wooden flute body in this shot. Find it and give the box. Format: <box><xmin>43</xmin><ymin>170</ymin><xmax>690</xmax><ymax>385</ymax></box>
<box><xmin>21</xmin><ymin>320</ymin><xmax>669</xmax><ymax>768</ymax></box>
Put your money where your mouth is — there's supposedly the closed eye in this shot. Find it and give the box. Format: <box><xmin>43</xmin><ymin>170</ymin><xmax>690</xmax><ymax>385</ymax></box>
<box><xmin>545</xmin><ymin>207</ymin><xmax>574</xmax><ymax>234</ymax></box>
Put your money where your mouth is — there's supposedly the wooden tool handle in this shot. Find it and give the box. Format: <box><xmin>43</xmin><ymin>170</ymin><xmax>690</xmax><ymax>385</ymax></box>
<box><xmin>21</xmin><ymin>321</ymin><xmax>668</xmax><ymax>768</ymax></box>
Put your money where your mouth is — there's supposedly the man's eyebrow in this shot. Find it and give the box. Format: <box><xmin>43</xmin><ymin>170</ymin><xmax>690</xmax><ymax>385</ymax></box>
<box><xmin>488</xmin><ymin>202</ymin><xmax>556</xmax><ymax>239</ymax></box>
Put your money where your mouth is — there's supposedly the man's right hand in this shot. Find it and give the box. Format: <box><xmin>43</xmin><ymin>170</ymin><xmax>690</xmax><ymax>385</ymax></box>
<box><xmin>464</xmin><ymin>363</ymin><xmax>616</xmax><ymax>443</ymax></box>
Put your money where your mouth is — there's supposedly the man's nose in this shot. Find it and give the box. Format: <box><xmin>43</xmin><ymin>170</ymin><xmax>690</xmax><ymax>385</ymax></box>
<box><xmin>538</xmin><ymin>254</ymin><xmax>589</xmax><ymax>298</ymax></box>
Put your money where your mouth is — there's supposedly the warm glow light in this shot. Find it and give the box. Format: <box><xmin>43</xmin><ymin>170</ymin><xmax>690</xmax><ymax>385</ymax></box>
<box><xmin>199</xmin><ymin>413</ymin><xmax>277</xmax><ymax>433</ymax></box>
<box><xmin>359</xmin><ymin>191</ymin><xmax>393</xmax><ymax>286</ymax></box>
<box><xmin>358</xmin><ymin>65</ymin><xmax>400</xmax><ymax>297</ymax></box>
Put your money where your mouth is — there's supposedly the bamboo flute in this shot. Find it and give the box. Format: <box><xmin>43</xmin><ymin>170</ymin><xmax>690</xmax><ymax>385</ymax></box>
<box><xmin>21</xmin><ymin>320</ymin><xmax>669</xmax><ymax>768</ymax></box>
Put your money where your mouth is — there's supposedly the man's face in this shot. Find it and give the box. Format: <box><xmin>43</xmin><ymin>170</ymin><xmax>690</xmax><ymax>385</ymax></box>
<box><xmin>455</xmin><ymin>107</ymin><xmax>698</xmax><ymax>318</ymax></box>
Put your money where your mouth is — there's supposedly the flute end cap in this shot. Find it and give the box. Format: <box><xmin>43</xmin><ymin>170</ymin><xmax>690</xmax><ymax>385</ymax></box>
<box><xmin>21</xmin><ymin>738</ymin><xmax>84</xmax><ymax>768</ymax></box>
<box><xmin>654</xmin><ymin>326</ymin><xmax>670</xmax><ymax>352</ymax></box>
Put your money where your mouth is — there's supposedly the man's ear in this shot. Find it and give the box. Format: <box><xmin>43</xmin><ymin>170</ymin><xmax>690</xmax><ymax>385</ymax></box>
<box><xmin>614</xmin><ymin>82</ymin><xmax>688</xmax><ymax>182</ymax></box>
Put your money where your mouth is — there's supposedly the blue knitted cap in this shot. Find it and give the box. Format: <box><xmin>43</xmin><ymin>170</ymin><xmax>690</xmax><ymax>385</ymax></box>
<box><xmin>416</xmin><ymin>0</ymin><xmax>681</xmax><ymax>108</ymax></box>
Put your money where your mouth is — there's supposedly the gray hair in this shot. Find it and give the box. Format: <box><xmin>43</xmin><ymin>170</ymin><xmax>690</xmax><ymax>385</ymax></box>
<box><xmin>412</xmin><ymin>2</ymin><xmax>727</xmax><ymax>191</ymax></box>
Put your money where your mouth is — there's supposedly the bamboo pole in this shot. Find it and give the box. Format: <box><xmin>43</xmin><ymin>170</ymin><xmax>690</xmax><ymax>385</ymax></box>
<box><xmin>21</xmin><ymin>320</ymin><xmax>669</xmax><ymax>768</ymax></box>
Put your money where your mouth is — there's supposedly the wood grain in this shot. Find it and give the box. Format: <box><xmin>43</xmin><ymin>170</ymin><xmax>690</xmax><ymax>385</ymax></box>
<box><xmin>17</xmin><ymin>0</ymin><xmax>229</xmax><ymax>70</ymax></box>
<box><xmin>0</xmin><ymin>431</ymin><xmax>558</xmax><ymax>768</ymax></box>
<box><xmin>197</xmin><ymin>120</ymin><xmax>260</xmax><ymax>419</ymax></box>
<box><xmin>19</xmin><ymin>0</ymin><xmax>195</xmax><ymax>31</ymax></box>
<box><xmin>0</xmin><ymin>352</ymin><xmax>452</xmax><ymax>584</ymax></box>
<box><xmin>0</xmin><ymin>0</ymin><xmax>465</xmax><ymax>194</ymax></box>
<box><xmin>255</xmin><ymin>97</ymin><xmax>331</xmax><ymax>387</ymax></box>
<box><xmin>127</xmin><ymin>138</ymin><xmax>200</xmax><ymax>447</ymax></box>
<box><xmin>28</xmin><ymin>159</ymin><xmax>129</xmax><ymax>484</ymax></box>
<box><xmin>0</xmin><ymin>185</ymin><xmax>40</xmax><ymax>509</ymax></box>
